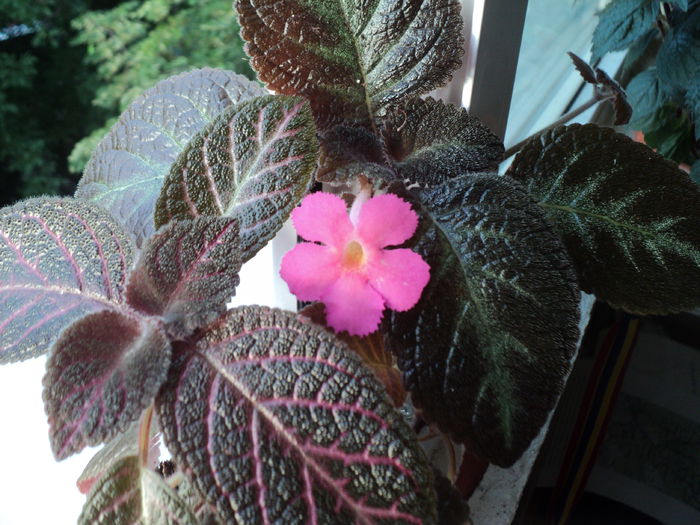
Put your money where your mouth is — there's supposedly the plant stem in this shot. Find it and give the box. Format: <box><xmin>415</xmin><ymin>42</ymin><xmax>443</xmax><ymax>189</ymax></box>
<box><xmin>503</xmin><ymin>95</ymin><xmax>603</xmax><ymax>159</ymax></box>
<box><xmin>138</xmin><ymin>404</ymin><xmax>154</xmax><ymax>467</ymax></box>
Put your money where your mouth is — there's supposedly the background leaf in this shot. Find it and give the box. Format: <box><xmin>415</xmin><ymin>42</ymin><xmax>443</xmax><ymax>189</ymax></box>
<box><xmin>43</xmin><ymin>310</ymin><xmax>170</xmax><ymax>460</ymax></box>
<box><xmin>79</xmin><ymin>455</ymin><xmax>197</xmax><ymax>525</ymax></box>
<box><xmin>386</xmin><ymin>174</ymin><xmax>580</xmax><ymax>466</ymax></box>
<box><xmin>0</xmin><ymin>197</ymin><xmax>133</xmax><ymax>364</ymax></box>
<box><xmin>508</xmin><ymin>124</ymin><xmax>700</xmax><ymax>313</ymax></box>
<box><xmin>656</xmin><ymin>7</ymin><xmax>700</xmax><ymax>88</ymax></box>
<box><xmin>75</xmin><ymin>69</ymin><xmax>266</xmax><ymax>247</ymax></box>
<box><xmin>379</xmin><ymin>97</ymin><xmax>504</xmax><ymax>186</ymax></box>
<box><xmin>126</xmin><ymin>217</ymin><xmax>241</xmax><ymax>338</ymax></box>
<box><xmin>686</xmin><ymin>77</ymin><xmax>700</xmax><ymax>138</ymax></box>
<box><xmin>155</xmin><ymin>95</ymin><xmax>318</xmax><ymax>262</ymax></box>
<box><xmin>591</xmin><ymin>0</ymin><xmax>660</xmax><ymax>61</ymax></box>
<box><xmin>626</xmin><ymin>68</ymin><xmax>669</xmax><ymax>128</ymax></box>
<box><xmin>156</xmin><ymin>306</ymin><xmax>436</xmax><ymax>524</ymax></box>
<box><xmin>236</xmin><ymin>0</ymin><xmax>463</xmax><ymax>130</ymax></box>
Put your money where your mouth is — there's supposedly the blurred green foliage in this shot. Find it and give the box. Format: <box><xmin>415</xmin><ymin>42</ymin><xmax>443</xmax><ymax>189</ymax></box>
<box><xmin>0</xmin><ymin>0</ymin><xmax>254</xmax><ymax>205</ymax></box>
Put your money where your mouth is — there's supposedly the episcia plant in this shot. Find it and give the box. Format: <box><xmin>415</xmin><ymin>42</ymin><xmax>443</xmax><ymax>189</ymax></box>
<box><xmin>1</xmin><ymin>1</ymin><xmax>699</xmax><ymax>524</ymax></box>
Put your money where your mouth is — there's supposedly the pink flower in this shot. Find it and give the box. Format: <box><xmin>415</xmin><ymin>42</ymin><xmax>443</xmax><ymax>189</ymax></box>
<box><xmin>280</xmin><ymin>191</ymin><xmax>430</xmax><ymax>336</ymax></box>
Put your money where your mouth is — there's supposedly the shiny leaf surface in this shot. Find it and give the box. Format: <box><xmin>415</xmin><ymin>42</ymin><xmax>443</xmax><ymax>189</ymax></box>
<box><xmin>509</xmin><ymin>124</ymin><xmax>700</xmax><ymax>313</ymax></box>
<box><xmin>387</xmin><ymin>174</ymin><xmax>580</xmax><ymax>466</ymax></box>
<box><xmin>76</xmin><ymin>69</ymin><xmax>266</xmax><ymax>246</ymax></box>
<box><xmin>157</xmin><ymin>306</ymin><xmax>436</xmax><ymax>524</ymax></box>
<box><xmin>0</xmin><ymin>198</ymin><xmax>134</xmax><ymax>363</ymax></box>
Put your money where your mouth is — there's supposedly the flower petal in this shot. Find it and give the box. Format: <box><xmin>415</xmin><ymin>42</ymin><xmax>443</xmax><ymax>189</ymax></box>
<box><xmin>357</xmin><ymin>193</ymin><xmax>419</xmax><ymax>248</ymax></box>
<box><xmin>321</xmin><ymin>273</ymin><xmax>385</xmax><ymax>336</ymax></box>
<box><xmin>291</xmin><ymin>192</ymin><xmax>353</xmax><ymax>247</ymax></box>
<box><xmin>367</xmin><ymin>249</ymin><xmax>430</xmax><ymax>311</ymax></box>
<box><xmin>280</xmin><ymin>243</ymin><xmax>340</xmax><ymax>301</ymax></box>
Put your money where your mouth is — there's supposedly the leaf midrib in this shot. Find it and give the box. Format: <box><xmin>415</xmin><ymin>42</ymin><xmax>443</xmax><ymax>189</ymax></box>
<box><xmin>540</xmin><ymin>201</ymin><xmax>655</xmax><ymax>237</ymax></box>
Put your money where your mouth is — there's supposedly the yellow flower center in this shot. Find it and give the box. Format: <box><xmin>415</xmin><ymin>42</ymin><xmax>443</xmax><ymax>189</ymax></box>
<box><xmin>342</xmin><ymin>240</ymin><xmax>365</xmax><ymax>269</ymax></box>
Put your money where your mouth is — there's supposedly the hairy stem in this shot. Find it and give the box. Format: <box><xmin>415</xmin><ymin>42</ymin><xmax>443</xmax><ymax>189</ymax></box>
<box><xmin>138</xmin><ymin>404</ymin><xmax>154</xmax><ymax>467</ymax></box>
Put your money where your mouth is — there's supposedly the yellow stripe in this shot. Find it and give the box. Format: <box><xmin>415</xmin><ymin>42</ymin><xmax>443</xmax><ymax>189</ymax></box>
<box><xmin>558</xmin><ymin>319</ymin><xmax>640</xmax><ymax>525</ymax></box>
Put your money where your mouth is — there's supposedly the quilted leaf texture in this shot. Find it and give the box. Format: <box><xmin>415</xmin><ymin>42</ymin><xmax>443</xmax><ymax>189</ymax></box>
<box><xmin>155</xmin><ymin>95</ymin><xmax>318</xmax><ymax>262</ymax></box>
<box><xmin>236</xmin><ymin>0</ymin><xmax>463</xmax><ymax>130</ymax></box>
<box><xmin>43</xmin><ymin>310</ymin><xmax>170</xmax><ymax>459</ymax></box>
<box><xmin>387</xmin><ymin>174</ymin><xmax>580</xmax><ymax>466</ymax></box>
<box><xmin>76</xmin><ymin>69</ymin><xmax>266</xmax><ymax>246</ymax></box>
<box><xmin>508</xmin><ymin>124</ymin><xmax>700</xmax><ymax>314</ymax></box>
<box><xmin>156</xmin><ymin>306</ymin><xmax>436</xmax><ymax>524</ymax></box>
<box><xmin>126</xmin><ymin>217</ymin><xmax>241</xmax><ymax>338</ymax></box>
<box><xmin>0</xmin><ymin>198</ymin><xmax>134</xmax><ymax>363</ymax></box>
<box><xmin>79</xmin><ymin>456</ymin><xmax>197</xmax><ymax>525</ymax></box>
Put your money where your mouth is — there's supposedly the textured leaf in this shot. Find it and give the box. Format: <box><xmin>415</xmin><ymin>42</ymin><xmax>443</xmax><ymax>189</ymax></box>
<box><xmin>386</xmin><ymin>174</ymin><xmax>580</xmax><ymax>466</ymax></box>
<box><xmin>156</xmin><ymin>306</ymin><xmax>436</xmax><ymax>524</ymax></box>
<box><xmin>379</xmin><ymin>98</ymin><xmax>504</xmax><ymax>186</ymax></box>
<box><xmin>567</xmin><ymin>51</ymin><xmax>597</xmax><ymax>84</ymax></box>
<box><xmin>156</xmin><ymin>95</ymin><xmax>318</xmax><ymax>262</ymax></box>
<box><xmin>593</xmin><ymin>68</ymin><xmax>633</xmax><ymax>126</ymax></box>
<box><xmin>43</xmin><ymin>310</ymin><xmax>170</xmax><ymax>459</ymax></box>
<box><xmin>76</xmin><ymin>69</ymin><xmax>267</xmax><ymax>247</ymax></box>
<box><xmin>508</xmin><ymin>124</ymin><xmax>700</xmax><ymax>313</ymax></box>
<box><xmin>316</xmin><ymin>125</ymin><xmax>394</xmax><ymax>184</ymax></box>
<box><xmin>687</xmin><ymin>78</ymin><xmax>700</xmax><ymax>139</ymax></box>
<box><xmin>656</xmin><ymin>8</ymin><xmax>700</xmax><ymax>88</ymax></box>
<box><xmin>0</xmin><ymin>197</ymin><xmax>134</xmax><ymax>364</ymax></box>
<box><xmin>627</xmin><ymin>68</ymin><xmax>668</xmax><ymax>128</ymax></box>
<box><xmin>79</xmin><ymin>455</ymin><xmax>197</xmax><ymax>525</ymax></box>
<box><xmin>236</xmin><ymin>0</ymin><xmax>463</xmax><ymax>130</ymax></box>
<box><xmin>126</xmin><ymin>217</ymin><xmax>241</xmax><ymax>338</ymax></box>
<box><xmin>298</xmin><ymin>303</ymin><xmax>407</xmax><ymax>407</ymax></box>
<box><xmin>591</xmin><ymin>0</ymin><xmax>660</xmax><ymax>61</ymax></box>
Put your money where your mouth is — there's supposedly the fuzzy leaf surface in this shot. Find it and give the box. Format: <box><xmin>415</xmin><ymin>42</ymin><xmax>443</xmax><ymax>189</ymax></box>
<box><xmin>0</xmin><ymin>197</ymin><xmax>134</xmax><ymax>364</ymax></box>
<box><xmin>591</xmin><ymin>0</ymin><xmax>660</xmax><ymax>61</ymax></box>
<box><xmin>76</xmin><ymin>69</ymin><xmax>266</xmax><ymax>246</ymax></box>
<box><xmin>236</xmin><ymin>0</ymin><xmax>463</xmax><ymax>130</ymax></box>
<box><xmin>44</xmin><ymin>310</ymin><xmax>170</xmax><ymax>459</ymax></box>
<box><xmin>127</xmin><ymin>217</ymin><xmax>241</xmax><ymax>338</ymax></box>
<box><xmin>79</xmin><ymin>455</ymin><xmax>197</xmax><ymax>525</ymax></box>
<box><xmin>156</xmin><ymin>306</ymin><xmax>436</xmax><ymax>524</ymax></box>
<box><xmin>509</xmin><ymin>124</ymin><xmax>700</xmax><ymax>313</ymax></box>
<box><xmin>387</xmin><ymin>174</ymin><xmax>580</xmax><ymax>466</ymax></box>
<box><xmin>156</xmin><ymin>95</ymin><xmax>318</xmax><ymax>262</ymax></box>
<box><xmin>379</xmin><ymin>98</ymin><xmax>504</xmax><ymax>186</ymax></box>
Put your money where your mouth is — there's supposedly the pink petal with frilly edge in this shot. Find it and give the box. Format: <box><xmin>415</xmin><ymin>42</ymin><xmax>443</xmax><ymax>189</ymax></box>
<box><xmin>291</xmin><ymin>192</ymin><xmax>352</xmax><ymax>248</ymax></box>
<box><xmin>367</xmin><ymin>249</ymin><xmax>430</xmax><ymax>311</ymax></box>
<box><xmin>321</xmin><ymin>273</ymin><xmax>385</xmax><ymax>336</ymax></box>
<box><xmin>280</xmin><ymin>243</ymin><xmax>340</xmax><ymax>301</ymax></box>
<box><xmin>357</xmin><ymin>193</ymin><xmax>419</xmax><ymax>248</ymax></box>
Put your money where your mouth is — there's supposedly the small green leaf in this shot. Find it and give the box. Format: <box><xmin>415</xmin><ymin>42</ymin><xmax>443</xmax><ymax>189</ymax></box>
<box><xmin>627</xmin><ymin>68</ymin><xmax>668</xmax><ymax>128</ymax></box>
<box><xmin>236</xmin><ymin>0</ymin><xmax>463</xmax><ymax>129</ymax></box>
<box><xmin>156</xmin><ymin>306</ymin><xmax>437</xmax><ymax>524</ymax></box>
<box><xmin>386</xmin><ymin>174</ymin><xmax>580</xmax><ymax>466</ymax></box>
<box><xmin>155</xmin><ymin>95</ymin><xmax>318</xmax><ymax>262</ymax></box>
<box><xmin>656</xmin><ymin>8</ymin><xmax>700</xmax><ymax>88</ymax></box>
<box><xmin>79</xmin><ymin>456</ymin><xmax>197</xmax><ymax>525</ymax></box>
<box><xmin>126</xmin><ymin>217</ymin><xmax>241</xmax><ymax>338</ymax></box>
<box><xmin>0</xmin><ymin>197</ymin><xmax>134</xmax><ymax>363</ymax></box>
<box><xmin>43</xmin><ymin>311</ymin><xmax>170</xmax><ymax>459</ymax></box>
<box><xmin>76</xmin><ymin>69</ymin><xmax>266</xmax><ymax>247</ymax></box>
<box><xmin>591</xmin><ymin>0</ymin><xmax>660</xmax><ymax>61</ymax></box>
<box><xmin>508</xmin><ymin>124</ymin><xmax>700</xmax><ymax>314</ymax></box>
<box><xmin>379</xmin><ymin>97</ymin><xmax>504</xmax><ymax>186</ymax></box>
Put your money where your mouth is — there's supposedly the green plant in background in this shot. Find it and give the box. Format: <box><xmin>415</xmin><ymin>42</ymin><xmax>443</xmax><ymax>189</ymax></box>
<box><xmin>591</xmin><ymin>0</ymin><xmax>700</xmax><ymax>182</ymax></box>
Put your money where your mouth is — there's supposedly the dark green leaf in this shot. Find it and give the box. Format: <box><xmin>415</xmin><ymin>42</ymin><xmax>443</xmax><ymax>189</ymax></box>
<box><xmin>686</xmin><ymin>78</ymin><xmax>700</xmax><ymax>138</ymax></box>
<box><xmin>691</xmin><ymin>160</ymin><xmax>700</xmax><ymax>184</ymax></box>
<box><xmin>79</xmin><ymin>456</ymin><xmax>197</xmax><ymax>525</ymax></box>
<box><xmin>433</xmin><ymin>469</ymin><xmax>470</xmax><ymax>525</ymax></box>
<box><xmin>156</xmin><ymin>306</ymin><xmax>437</xmax><ymax>524</ymax></box>
<box><xmin>126</xmin><ymin>217</ymin><xmax>241</xmax><ymax>338</ymax></box>
<box><xmin>668</xmin><ymin>0</ymin><xmax>689</xmax><ymax>11</ymax></box>
<box><xmin>591</xmin><ymin>0</ymin><xmax>660</xmax><ymax>61</ymax></box>
<box><xmin>640</xmin><ymin>105</ymin><xmax>695</xmax><ymax>164</ymax></box>
<box><xmin>386</xmin><ymin>174</ymin><xmax>580</xmax><ymax>466</ymax></box>
<box><xmin>155</xmin><ymin>95</ymin><xmax>318</xmax><ymax>262</ymax></box>
<box><xmin>43</xmin><ymin>310</ymin><xmax>170</xmax><ymax>459</ymax></box>
<box><xmin>620</xmin><ymin>28</ymin><xmax>659</xmax><ymax>75</ymax></box>
<box><xmin>76</xmin><ymin>69</ymin><xmax>266</xmax><ymax>247</ymax></box>
<box><xmin>508</xmin><ymin>124</ymin><xmax>700</xmax><ymax>313</ymax></box>
<box><xmin>236</xmin><ymin>0</ymin><xmax>463</xmax><ymax>130</ymax></box>
<box><xmin>656</xmin><ymin>8</ymin><xmax>700</xmax><ymax>88</ymax></box>
<box><xmin>379</xmin><ymin>97</ymin><xmax>504</xmax><ymax>186</ymax></box>
<box><xmin>627</xmin><ymin>68</ymin><xmax>668</xmax><ymax>128</ymax></box>
<box><xmin>0</xmin><ymin>197</ymin><xmax>134</xmax><ymax>364</ymax></box>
